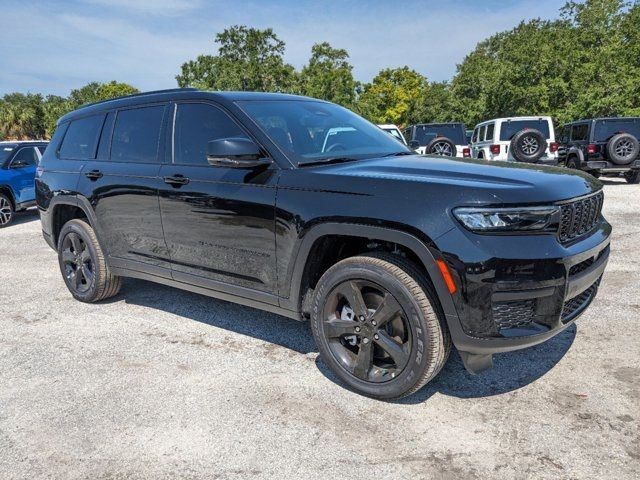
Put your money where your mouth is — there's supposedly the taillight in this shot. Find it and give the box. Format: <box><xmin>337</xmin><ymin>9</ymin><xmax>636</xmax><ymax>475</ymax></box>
<box><xmin>549</xmin><ymin>142</ymin><xmax>558</xmax><ymax>153</ymax></box>
<box><xmin>462</xmin><ymin>148</ymin><xmax>471</xmax><ymax>158</ymax></box>
<box><xmin>587</xmin><ymin>144</ymin><xmax>598</xmax><ymax>155</ymax></box>
<box><xmin>489</xmin><ymin>144</ymin><xmax>500</xmax><ymax>155</ymax></box>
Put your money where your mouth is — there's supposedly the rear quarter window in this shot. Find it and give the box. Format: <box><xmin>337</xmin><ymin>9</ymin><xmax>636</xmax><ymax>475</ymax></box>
<box><xmin>499</xmin><ymin>120</ymin><xmax>551</xmax><ymax>141</ymax></box>
<box><xmin>59</xmin><ymin>114</ymin><xmax>106</xmax><ymax>159</ymax></box>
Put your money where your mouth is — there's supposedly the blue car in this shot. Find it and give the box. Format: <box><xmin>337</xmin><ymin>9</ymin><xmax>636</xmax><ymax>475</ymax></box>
<box><xmin>0</xmin><ymin>141</ymin><xmax>48</xmax><ymax>227</ymax></box>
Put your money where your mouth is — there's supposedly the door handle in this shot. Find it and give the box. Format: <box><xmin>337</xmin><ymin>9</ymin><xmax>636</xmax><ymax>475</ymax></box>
<box><xmin>84</xmin><ymin>169</ymin><xmax>103</xmax><ymax>180</ymax></box>
<box><xmin>163</xmin><ymin>174</ymin><xmax>190</xmax><ymax>187</ymax></box>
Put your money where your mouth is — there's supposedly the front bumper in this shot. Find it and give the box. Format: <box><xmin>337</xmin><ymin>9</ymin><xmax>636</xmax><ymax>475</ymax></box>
<box><xmin>436</xmin><ymin>218</ymin><xmax>611</xmax><ymax>366</ymax></box>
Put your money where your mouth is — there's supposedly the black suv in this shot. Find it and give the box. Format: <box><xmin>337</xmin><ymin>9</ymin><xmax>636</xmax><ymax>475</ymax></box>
<box><xmin>36</xmin><ymin>89</ymin><xmax>610</xmax><ymax>399</ymax></box>
<box><xmin>557</xmin><ymin>117</ymin><xmax>640</xmax><ymax>183</ymax></box>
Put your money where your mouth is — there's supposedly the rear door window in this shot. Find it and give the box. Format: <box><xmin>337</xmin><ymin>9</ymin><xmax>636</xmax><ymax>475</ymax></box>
<box><xmin>485</xmin><ymin>123</ymin><xmax>495</xmax><ymax>141</ymax></box>
<box><xmin>571</xmin><ymin>124</ymin><xmax>589</xmax><ymax>141</ymax></box>
<box><xmin>478</xmin><ymin>125</ymin><xmax>486</xmax><ymax>142</ymax></box>
<box><xmin>59</xmin><ymin>114</ymin><xmax>106</xmax><ymax>159</ymax></box>
<box><xmin>111</xmin><ymin>105</ymin><xmax>166</xmax><ymax>163</ymax></box>
<box><xmin>499</xmin><ymin>120</ymin><xmax>550</xmax><ymax>141</ymax></box>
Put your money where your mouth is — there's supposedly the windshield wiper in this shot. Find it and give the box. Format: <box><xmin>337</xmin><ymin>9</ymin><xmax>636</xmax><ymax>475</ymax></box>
<box><xmin>381</xmin><ymin>151</ymin><xmax>414</xmax><ymax>157</ymax></box>
<box><xmin>298</xmin><ymin>157</ymin><xmax>359</xmax><ymax>167</ymax></box>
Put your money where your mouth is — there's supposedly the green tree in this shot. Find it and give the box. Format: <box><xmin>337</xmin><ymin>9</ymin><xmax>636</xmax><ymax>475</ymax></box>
<box><xmin>356</xmin><ymin>67</ymin><xmax>428</xmax><ymax>126</ymax></box>
<box><xmin>297</xmin><ymin>42</ymin><xmax>358</xmax><ymax>107</ymax></box>
<box><xmin>0</xmin><ymin>93</ymin><xmax>45</xmax><ymax>140</ymax></box>
<box><xmin>413</xmin><ymin>81</ymin><xmax>455</xmax><ymax>123</ymax></box>
<box><xmin>176</xmin><ymin>25</ymin><xmax>296</xmax><ymax>92</ymax></box>
<box><xmin>69</xmin><ymin>81</ymin><xmax>138</xmax><ymax>108</ymax></box>
<box><xmin>42</xmin><ymin>95</ymin><xmax>72</xmax><ymax>138</ymax></box>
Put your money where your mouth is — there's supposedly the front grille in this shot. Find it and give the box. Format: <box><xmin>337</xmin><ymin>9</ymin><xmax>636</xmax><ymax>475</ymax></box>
<box><xmin>559</xmin><ymin>191</ymin><xmax>604</xmax><ymax>243</ymax></box>
<box><xmin>569</xmin><ymin>257</ymin><xmax>595</xmax><ymax>276</ymax></box>
<box><xmin>562</xmin><ymin>282</ymin><xmax>599</xmax><ymax>322</ymax></box>
<box><xmin>492</xmin><ymin>300</ymin><xmax>535</xmax><ymax>329</ymax></box>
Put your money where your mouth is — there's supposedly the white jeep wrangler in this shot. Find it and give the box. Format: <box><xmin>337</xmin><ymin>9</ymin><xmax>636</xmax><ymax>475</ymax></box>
<box><xmin>470</xmin><ymin>116</ymin><xmax>558</xmax><ymax>165</ymax></box>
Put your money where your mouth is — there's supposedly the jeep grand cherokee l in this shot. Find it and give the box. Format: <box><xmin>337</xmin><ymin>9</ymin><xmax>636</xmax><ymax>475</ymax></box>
<box><xmin>557</xmin><ymin>117</ymin><xmax>640</xmax><ymax>183</ymax></box>
<box><xmin>36</xmin><ymin>89</ymin><xmax>610</xmax><ymax>399</ymax></box>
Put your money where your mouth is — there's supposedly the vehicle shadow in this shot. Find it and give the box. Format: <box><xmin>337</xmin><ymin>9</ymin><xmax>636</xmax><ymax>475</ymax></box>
<box><xmin>118</xmin><ymin>278</ymin><xmax>575</xmax><ymax>402</ymax></box>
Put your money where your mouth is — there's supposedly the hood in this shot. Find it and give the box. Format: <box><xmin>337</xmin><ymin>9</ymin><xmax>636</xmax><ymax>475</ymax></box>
<box><xmin>311</xmin><ymin>155</ymin><xmax>601</xmax><ymax>205</ymax></box>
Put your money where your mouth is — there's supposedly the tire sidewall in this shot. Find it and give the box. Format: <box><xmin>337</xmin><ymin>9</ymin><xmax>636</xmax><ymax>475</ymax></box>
<box><xmin>510</xmin><ymin>129</ymin><xmax>546</xmax><ymax>162</ymax></box>
<box><xmin>57</xmin><ymin>220</ymin><xmax>102</xmax><ymax>302</ymax></box>
<box><xmin>607</xmin><ymin>133</ymin><xmax>640</xmax><ymax>165</ymax></box>
<box><xmin>311</xmin><ymin>262</ymin><xmax>435</xmax><ymax>399</ymax></box>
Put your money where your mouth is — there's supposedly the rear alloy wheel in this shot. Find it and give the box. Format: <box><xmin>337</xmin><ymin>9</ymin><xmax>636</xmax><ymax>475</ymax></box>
<box><xmin>57</xmin><ymin>219</ymin><xmax>122</xmax><ymax>302</ymax></box>
<box><xmin>0</xmin><ymin>194</ymin><xmax>14</xmax><ymax>228</ymax></box>
<box><xmin>311</xmin><ymin>252</ymin><xmax>450</xmax><ymax>399</ymax></box>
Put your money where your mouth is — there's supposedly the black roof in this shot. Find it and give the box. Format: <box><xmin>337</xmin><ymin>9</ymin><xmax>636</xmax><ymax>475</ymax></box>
<box><xmin>58</xmin><ymin>89</ymin><xmax>320</xmax><ymax>125</ymax></box>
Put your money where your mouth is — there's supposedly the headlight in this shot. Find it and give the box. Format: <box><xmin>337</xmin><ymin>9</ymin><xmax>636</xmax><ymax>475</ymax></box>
<box><xmin>453</xmin><ymin>206</ymin><xmax>559</xmax><ymax>232</ymax></box>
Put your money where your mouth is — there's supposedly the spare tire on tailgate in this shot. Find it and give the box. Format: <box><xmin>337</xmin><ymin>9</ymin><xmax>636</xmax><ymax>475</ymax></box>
<box><xmin>606</xmin><ymin>133</ymin><xmax>640</xmax><ymax>165</ymax></box>
<box><xmin>425</xmin><ymin>137</ymin><xmax>456</xmax><ymax>157</ymax></box>
<box><xmin>510</xmin><ymin>129</ymin><xmax>546</xmax><ymax>162</ymax></box>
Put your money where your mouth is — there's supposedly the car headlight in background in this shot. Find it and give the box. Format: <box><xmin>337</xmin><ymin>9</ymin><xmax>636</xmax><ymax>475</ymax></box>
<box><xmin>453</xmin><ymin>206</ymin><xmax>559</xmax><ymax>232</ymax></box>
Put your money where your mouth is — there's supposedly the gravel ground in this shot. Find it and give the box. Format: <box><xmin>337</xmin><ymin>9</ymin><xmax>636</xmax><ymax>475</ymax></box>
<box><xmin>1</xmin><ymin>179</ymin><xmax>639</xmax><ymax>479</ymax></box>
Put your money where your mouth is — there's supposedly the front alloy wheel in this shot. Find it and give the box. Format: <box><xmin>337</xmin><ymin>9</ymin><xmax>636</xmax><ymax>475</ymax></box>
<box><xmin>0</xmin><ymin>194</ymin><xmax>14</xmax><ymax>227</ymax></box>
<box><xmin>311</xmin><ymin>253</ymin><xmax>450</xmax><ymax>399</ymax></box>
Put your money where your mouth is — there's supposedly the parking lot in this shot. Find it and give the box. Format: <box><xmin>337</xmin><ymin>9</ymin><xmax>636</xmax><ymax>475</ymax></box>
<box><xmin>0</xmin><ymin>179</ymin><xmax>638</xmax><ymax>479</ymax></box>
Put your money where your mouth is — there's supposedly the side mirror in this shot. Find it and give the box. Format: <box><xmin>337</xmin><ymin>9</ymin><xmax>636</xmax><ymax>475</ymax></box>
<box><xmin>10</xmin><ymin>160</ymin><xmax>28</xmax><ymax>169</ymax></box>
<box><xmin>206</xmin><ymin>137</ymin><xmax>270</xmax><ymax>168</ymax></box>
<box><xmin>408</xmin><ymin>140</ymin><xmax>420</xmax><ymax>150</ymax></box>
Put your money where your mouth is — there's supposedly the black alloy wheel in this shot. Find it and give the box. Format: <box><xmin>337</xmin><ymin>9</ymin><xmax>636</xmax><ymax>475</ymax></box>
<box><xmin>321</xmin><ymin>279</ymin><xmax>412</xmax><ymax>383</ymax></box>
<box><xmin>311</xmin><ymin>253</ymin><xmax>450</xmax><ymax>399</ymax></box>
<box><xmin>60</xmin><ymin>231</ymin><xmax>94</xmax><ymax>294</ymax></box>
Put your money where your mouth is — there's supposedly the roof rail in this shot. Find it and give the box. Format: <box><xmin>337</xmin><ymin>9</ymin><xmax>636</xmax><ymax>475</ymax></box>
<box><xmin>79</xmin><ymin>87</ymin><xmax>199</xmax><ymax>109</ymax></box>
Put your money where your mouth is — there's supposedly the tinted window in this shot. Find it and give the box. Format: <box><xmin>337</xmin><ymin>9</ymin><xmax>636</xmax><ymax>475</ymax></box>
<box><xmin>499</xmin><ymin>120</ymin><xmax>550</xmax><ymax>141</ymax></box>
<box><xmin>485</xmin><ymin>124</ymin><xmax>495</xmax><ymax>141</ymax></box>
<box><xmin>571</xmin><ymin>124</ymin><xmax>589</xmax><ymax>141</ymax></box>
<box><xmin>478</xmin><ymin>125</ymin><xmax>486</xmax><ymax>142</ymax></box>
<box><xmin>174</xmin><ymin>103</ymin><xmax>249</xmax><ymax>165</ymax></box>
<box><xmin>239</xmin><ymin>100</ymin><xmax>410</xmax><ymax>164</ymax></box>
<box><xmin>59</xmin><ymin>115</ymin><xmax>105</xmax><ymax>159</ymax></box>
<box><xmin>37</xmin><ymin>145</ymin><xmax>48</xmax><ymax>155</ymax></box>
<box><xmin>0</xmin><ymin>145</ymin><xmax>16</xmax><ymax>163</ymax></box>
<box><xmin>414</xmin><ymin>124</ymin><xmax>466</xmax><ymax>146</ymax></box>
<box><xmin>11</xmin><ymin>147</ymin><xmax>38</xmax><ymax>166</ymax></box>
<box><xmin>593</xmin><ymin>119</ymin><xmax>640</xmax><ymax>142</ymax></box>
<box><xmin>111</xmin><ymin>106</ymin><xmax>165</xmax><ymax>163</ymax></box>
<box><xmin>471</xmin><ymin>128</ymin><xmax>478</xmax><ymax>143</ymax></box>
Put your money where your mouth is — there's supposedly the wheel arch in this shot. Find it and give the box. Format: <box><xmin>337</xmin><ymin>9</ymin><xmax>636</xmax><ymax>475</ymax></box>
<box><xmin>281</xmin><ymin>222</ymin><xmax>458</xmax><ymax>321</ymax></box>
<box><xmin>49</xmin><ymin>195</ymin><xmax>106</xmax><ymax>252</ymax></box>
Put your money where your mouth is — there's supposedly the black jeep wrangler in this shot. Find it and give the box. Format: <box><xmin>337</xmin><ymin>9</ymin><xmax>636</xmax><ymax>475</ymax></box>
<box><xmin>557</xmin><ymin>117</ymin><xmax>640</xmax><ymax>183</ymax></box>
<box><xmin>36</xmin><ymin>89</ymin><xmax>610</xmax><ymax>399</ymax></box>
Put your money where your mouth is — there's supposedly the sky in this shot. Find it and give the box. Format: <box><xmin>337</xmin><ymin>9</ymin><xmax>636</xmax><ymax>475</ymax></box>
<box><xmin>0</xmin><ymin>0</ymin><xmax>566</xmax><ymax>97</ymax></box>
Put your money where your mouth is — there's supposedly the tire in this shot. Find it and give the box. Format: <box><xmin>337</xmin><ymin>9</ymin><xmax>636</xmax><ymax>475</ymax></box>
<box><xmin>311</xmin><ymin>252</ymin><xmax>451</xmax><ymax>400</ymax></box>
<box><xmin>510</xmin><ymin>129</ymin><xmax>546</xmax><ymax>162</ymax></box>
<box><xmin>625</xmin><ymin>170</ymin><xmax>640</xmax><ymax>184</ymax></box>
<box><xmin>425</xmin><ymin>137</ymin><xmax>456</xmax><ymax>157</ymax></box>
<box><xmin>607</xmin><ymin>133</ymin><xmax>640</xmax><ymax>165</ymax></box>
<box><xmin>0</xmin><ymin>193</ymin><xmax>14</xmax><ymax>228</ymax></box>
<box><xmin>57</xmin><ymin>218</ymin><xmax>122</xmax><ymax>302</ymax></box>
<box><xmin>566</xmin><ymin>157</ymin><xmax>579</xmax><ymax>169</ymax></box>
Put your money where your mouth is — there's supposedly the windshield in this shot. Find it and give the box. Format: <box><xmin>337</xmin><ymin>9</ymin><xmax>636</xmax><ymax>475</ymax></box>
<box><xmin>238</xmin><ymin>100</ymin><xmax>410</xmax><ymax>164</ymax></box>
<box><xmin>383</xmin><ymin>127</ymin><xmax>404</xmax><ymax>142</ymax></box>
<box><xmin>0</xmin><ymin>145</ymin><xmax>16</xmax><ymax>164</ymax></box>
<box><xmin>499</xmin><ymin>120</ymin><xmax>550</xmax><ymax>141</ymax></box>
<box><xmin>593</xmin><ymin>118</ymin><xmax>640</xmax><ymax>142</ymax></box>
<box><xmin>414</xmin><ymin>124</ymin><xmax>466</xmax><ymax>146</ymax></box>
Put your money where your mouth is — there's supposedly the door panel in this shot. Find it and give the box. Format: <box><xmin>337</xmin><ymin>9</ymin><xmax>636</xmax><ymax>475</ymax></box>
<box><xmin>159</xmin><ymin>102</ymin><xmax>278</xmax><ymax>294</ymax></box>
<box><xmin>9</xmin><ymin>147</ymin><xmax>38</xmax><ymax>202</ymax></box>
